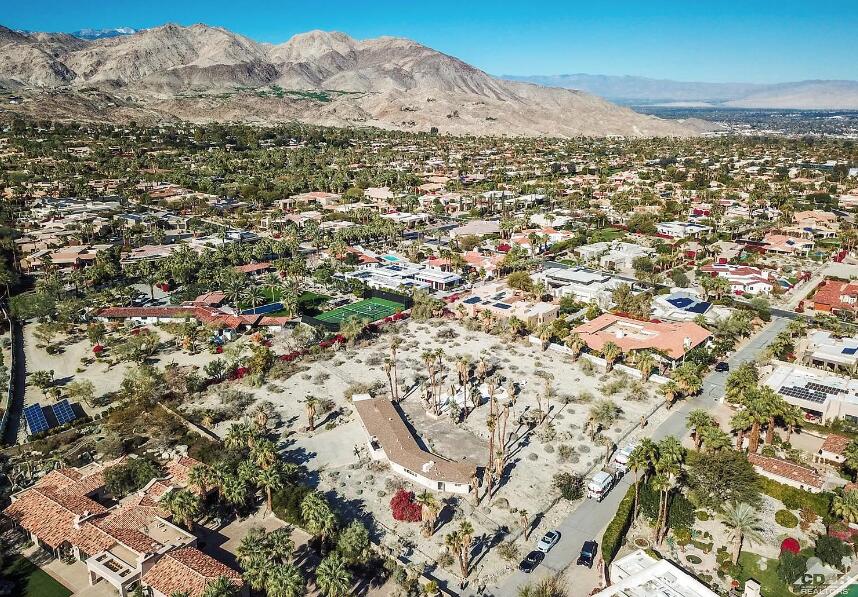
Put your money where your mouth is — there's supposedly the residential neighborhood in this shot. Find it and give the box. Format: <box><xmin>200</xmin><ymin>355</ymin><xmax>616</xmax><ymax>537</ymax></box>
<box><xmin>0</xmin><ymin>105</ymin><xmax>857</xmax><ymax>597</ymax></box>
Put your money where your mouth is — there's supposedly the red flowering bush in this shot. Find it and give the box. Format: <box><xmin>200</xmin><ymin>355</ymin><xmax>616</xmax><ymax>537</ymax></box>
<box><xmin>390</xmin><ymin>489</ymin><xmax>422</xmax><ymax>522</ymax></box>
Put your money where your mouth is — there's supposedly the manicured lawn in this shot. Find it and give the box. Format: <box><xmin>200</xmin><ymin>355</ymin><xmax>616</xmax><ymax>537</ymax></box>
<box><xmin>1</xmin><ymin>554</ymin><xmax>72</xmax><ymax>597</ymax></box>
<box><xmin>736</xmin><ymin>552</ymin><xmax>789</xmax><ymax>597</ymax></box>
<box><xmin>589</xmin><ymin>228</ymin><xmax>626</xmax><ymax>243</ymax></box>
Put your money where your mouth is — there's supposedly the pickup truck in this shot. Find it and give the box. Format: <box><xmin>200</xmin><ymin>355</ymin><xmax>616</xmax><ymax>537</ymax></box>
<box><xmin>587</xmin><ymin>464</ymin><xmax>621</xmax><ymax>501</ymax></box>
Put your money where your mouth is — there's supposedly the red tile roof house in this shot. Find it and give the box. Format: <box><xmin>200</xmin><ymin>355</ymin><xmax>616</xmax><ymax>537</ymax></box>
<box><xmin>572</xmin><ymin>313</ymin><xmax>712</xmax><ymax>369</ymax></box>
<box><xmin>3</xmin><ymin>456</ymin><xmax>245</xmax><ymax>597</ymax></box>
<box><xmin>95</xmin><ymin>306</ymin><xmax>259</xmax><ymax>333</ymax></box>
<box><xmin>748</xmin><ymin>453</ymin><xmax>826</xmax><ymax>494</ymax></box>
<box><xmin>352</xmin><ymin>394</ymin><xmax>476</xmax><ymax>494</ymax></box>
<box><xmin>812</xmin><ymin>279</ymin><xmax>858</xmax><ymax>315</ymax></box>
<box><xmin>815</xmin><ymin>434</ymin><xmax>850</xmax><ymax>466</ymax></box>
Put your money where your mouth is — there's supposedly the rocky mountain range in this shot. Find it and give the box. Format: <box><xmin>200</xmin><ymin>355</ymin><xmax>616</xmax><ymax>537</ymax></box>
<box><xmin>504</xmin><ymin>73</ymin><xmax>858</xmax><ymax>110</ymax></box>
<box><xmin>0</xmin><ymin>23</ymin><xmax>707</xmax><ymax>137</ymax></box>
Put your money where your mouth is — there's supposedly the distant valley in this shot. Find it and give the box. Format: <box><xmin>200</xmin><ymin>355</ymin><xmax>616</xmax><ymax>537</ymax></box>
<box><xmin>503</xmin><ymin>74</ymin><xmax>858</xmax><ymax>110</ymax></box>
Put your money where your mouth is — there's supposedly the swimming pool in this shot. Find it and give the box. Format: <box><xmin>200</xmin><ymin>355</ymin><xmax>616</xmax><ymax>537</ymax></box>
<box><xmin>381</xmin><ymin>255</ymin><xmax>401</xmax><ymax>262</ymax></box>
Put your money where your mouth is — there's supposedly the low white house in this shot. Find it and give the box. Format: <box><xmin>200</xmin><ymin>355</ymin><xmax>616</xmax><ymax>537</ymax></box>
<box><xmin>352</xmin><ymin>394</ymin><xmax>476</xmax><ymax>494</ymax></box>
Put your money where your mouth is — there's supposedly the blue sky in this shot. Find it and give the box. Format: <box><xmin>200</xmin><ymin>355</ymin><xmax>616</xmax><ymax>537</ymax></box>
<box><xmin>5</xmin><ymin>0</ymin><xmax>858</xmax><ymax>83</ymax></box>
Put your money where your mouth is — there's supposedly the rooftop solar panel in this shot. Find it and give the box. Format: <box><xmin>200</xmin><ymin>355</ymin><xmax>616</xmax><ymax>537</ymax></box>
<box><xmin>23</xmin><ymin>404</ymin><xmax>51</xmax><ymax>435</ymax></box>
<box><xmin>52</xmin><ymin>399</ymin><xmax>77</xmax><ymax>426</ymax></box>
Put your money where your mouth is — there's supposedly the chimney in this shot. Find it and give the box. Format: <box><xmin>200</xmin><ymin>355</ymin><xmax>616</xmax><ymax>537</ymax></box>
<box><xmin>683</xmin><ymin>337</ymin><xmax>692</xmax><ymax>350</ymax></box>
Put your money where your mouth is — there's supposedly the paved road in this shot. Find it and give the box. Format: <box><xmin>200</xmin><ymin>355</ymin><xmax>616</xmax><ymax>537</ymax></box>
<box><xmin>488</xmin><ymin>316</ymin><xmax>791</xmax><ymax>597</ymax></box>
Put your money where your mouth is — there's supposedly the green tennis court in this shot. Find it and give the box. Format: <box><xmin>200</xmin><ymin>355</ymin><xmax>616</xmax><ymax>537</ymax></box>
<box><xmin>316</xmin><ymin>297</ymin><xmax>405</xmax><ymax>324</ymax></box>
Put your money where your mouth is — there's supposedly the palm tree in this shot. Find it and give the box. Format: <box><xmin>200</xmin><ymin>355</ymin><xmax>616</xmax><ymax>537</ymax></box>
<box><xmin>315</xmin><ymin>554</ymin><xmax>352</xmax><ymax>597</ymax></box>
<box><xmin>635</xmin><ymin>351</ymin><xmax>656</xmax><ymax>380</ymax></box>
<box><xmin>201</xmin><ymin>576</ymin><xmax>239</xmax><ymax>597</ymax></box>
<box><xmin>163</xmin><ymin>489</ymin><xmax>201</xmax><ymax>531</ymax></box>
<box><xmin>700</xmin><ymin>426</ymin><xmax>732</xmax><ymax>453</ymax></box>
<box><xmin>686</xmin><ymin>409</ymin><xmax>715</xmax><ymax>450</ymax></box>
<box><xmin>833</xmin><ymin>490</ymin><xmax>858</xmax><ymax>524</ymax></box>
<box><xmin>601</xmin><ymin>341</ymin><xmax>621</xmax><ymax>372</ymax></box>
<box><xmin>225</xmin><ymin>422</ymin><xmax>253</xmax><ymax>451</ymax></box>
<box><xmin>223</xmin><ymin>476</ymin><xmax>248</xmax><ymax>511</ymax></box>
<box><xmin>564</xmin><ymin>332</ymin><xmax>585</xmax><ymax>361</ymax></box>
<box><xmin>243</xmin><ymin>286</ymin><xmax>266</xmax><ymax>310</ymax></box>
<box><xmin>781</xmin><ymin>404</ymin><xmax>803</xmax><ymax>444</ymax></box>
<box><xmin>304</xmin><ymin>395</ymin><xmax>319</xmax><ymax>432</ymax></box>
<box><xmin>758</xmin><ymin>386</ymin><xmax>787</xmax><ymax>446</ymax></box>
<box><xmin>340</xmin><ymin>317</ymin><xmax>365</xmax><ymax>346</ymax></box>
<box><xmin>188</xmin><ymin>464</ymin><xmax>212</xmax><ymax>495</ymax></box>
<box><xmin>659</xmin><ymin>380</ymin><xmax>681</xmax><ymax>409</ymax></box>
<box><xmin>731</xmin><ymin>409</ymin><xmax>753</xmax><ymax>451</ymax></box>
<box><xmin>265</xmin><ymin>564</ymin><xmax>305</xmax><ymax>597</ymax></box>
<box><xmin>628</xmin><ymin>438</ymin><xmax>657</xmax><ymax>521</ymax></box>
<box><xmin>257</xmin><ymin>465</ymin><xmax>285</xmax><ymax>513</ymax></box>
<box><xmin>301</xmin><ymin>492</ymin><xmax>337</xmax><ymax>551</ymax></box>
<box><xmin>721</xmin><ymin>502</ymin><xmax>765</xmax><ymax>564</ymax></box>
<box><xmin>415</xmin><ymin>491</ymin><xmax>441</xmax><ymax>537</ymax></box>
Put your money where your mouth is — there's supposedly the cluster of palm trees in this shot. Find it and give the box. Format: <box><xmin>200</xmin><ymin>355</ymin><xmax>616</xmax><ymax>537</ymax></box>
<box><xmin>659</xmin><ymin>363</ymin><xmax>704</xmax><ymax>409</ymax></box>
<box><xmin>444</xmin><ymin>520</ymin><xmax>475</xmax><ymax>579</ymax></box>
<box><xmin>185</xmin><ymin>421</ymin><xmax>298</xmax><ymax>516</ymax></box>
<box><xmin>627</xmin><ymin>437</ymin><xmax>685</xmax><ymax>544</ymax></box>
<box><xmin>627</xmin><ymin>433</ymin><xmax>767</xmax><ymax>566</ymax></box>
<box><xmin>726</xmin><ymin>365</ymin><xmax>803</xmax><ymax>453</ymax></box>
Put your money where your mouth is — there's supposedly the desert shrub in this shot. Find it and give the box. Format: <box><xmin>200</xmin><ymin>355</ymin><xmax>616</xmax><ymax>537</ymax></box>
<box><xmin>390</xmin><ymin>489</ymin><xmax>422</xmax><ymax>522</ymax></box>
<box><xmin>553</xmin><ymin>472</ymin><xmax>584</xmax><ymax>501</ymax></box>
<box><xmin>775</xmin><ymin>509</ymin><xmax>799</xmax><ymax>528</ymax></box>
<box><xmin>496</xmin><ymin>541</ymin><xmax>520</xmax><ymax>563</ymax></box>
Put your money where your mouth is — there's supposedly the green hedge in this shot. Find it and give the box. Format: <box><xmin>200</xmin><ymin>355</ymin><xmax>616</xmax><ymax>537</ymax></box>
<box><xmin>758</xmin><ymin>477</ymin><xmax>832</xmax><ymax>517</ymax></box>
<box><xmin>602</xmin><ymin>484</ymin><xmax>636</xmax><ymax>564</ymax></box>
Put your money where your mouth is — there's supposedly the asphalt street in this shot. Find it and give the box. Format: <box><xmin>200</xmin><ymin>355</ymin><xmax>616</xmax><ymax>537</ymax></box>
<box><xmin>488</xmin><ymin>316</ymin><xmax>790</xmax><ymax>597</ymax></box>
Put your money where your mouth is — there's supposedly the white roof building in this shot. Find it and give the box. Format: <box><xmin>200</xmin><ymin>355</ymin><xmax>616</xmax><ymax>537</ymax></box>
<box><xmin>595</xmin><ymin>550</ymin><xmax>719</xmax><ymax>597</ymax></box>
<box><xmin>532</xmin><ymin>266</ymin><xmax>627</xmax><ymax>308</ymax></box>
<box><xmin>764</xmin><ymin>362</ymin><xmax>858</xmax><ymax>423</ymax></box>
<box><xmin>656</xmin><ymin>221</ymin><xmax>712</xmax><ymax>239</ymax></box>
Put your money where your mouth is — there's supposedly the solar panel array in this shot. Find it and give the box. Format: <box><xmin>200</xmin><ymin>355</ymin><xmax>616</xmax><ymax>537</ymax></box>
<box><xmin>23</xmin><ymin>404</ymin><xmax>50</xmax><ymax>434</ymax></box>
<box><xmin>52</xmin><ymin>399</ymin><xmax>77</xmax><ymax>425</ymax></box>
<box><xmin>779</xmin><ymin>385</ymin><xmax>827</xmax><ymax>404</ymax></box>
<box><xmin>806</xmin><ymin>382</ymin><xmax>843</xmax><ymax>395</ymax></box>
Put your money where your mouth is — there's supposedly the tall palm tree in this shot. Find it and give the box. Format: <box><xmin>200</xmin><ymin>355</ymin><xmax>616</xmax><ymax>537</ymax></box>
<box><xmin>781</xmin><ymin>404</ymin><xmax>803</xmax><ymax>444</ymax></box>
<box><xmin>415</xmin><ymin>491</ymin><xmax>442</xmax><ymax>537</ymax></box>
<box><xmin>188</xmin><ymin>464</ymin><xmax>212</xmax><ymax>495</ymax></box>
<box><xmin>265</xmin><ymin>564</ymin><xmax>305</xmax><ymax>597</ymax></box>
<box><xmin>628</xmin><ymin>438</ymin><xmax>657</xmax><ymax>521</ymax></box>
<box><xmin>635</xmin><ymin>351</ymin><xmax>656</xmax><ymax>380</ymax></box>
<box><xmin>315</xmin><ymin>554</ymin><xmax>352</xmax><ymax>597</ymax></box>
<box><xmin>257</xmin><ymin>464</ymin><xmax>285</xmax><ymax>512</ymax></box>
<box><xmin>721</xmin><ymin>502</ymin><xmax>765</xmax><ymax>564</ymax></box>
<box><xmin>304</xmin><ymin>395</ymin><xmax>319</xmax><ymax>432</ymax></box>
<box><xmin>659</xmin><ymin>380</ymin><xmax>681</xmax><ymax>409</ymax></box>
<box><xmin>201</xmin><ymin>576</ymin><xmax>239</xmax><ymax>597</ymax></box>
<box><xmin>731</xmin><ymin>409</ymin><xmax>753</xmax><ymax>451</ymax></box>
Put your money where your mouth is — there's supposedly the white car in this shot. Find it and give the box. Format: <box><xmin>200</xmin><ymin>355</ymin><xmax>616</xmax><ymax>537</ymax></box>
<box><xmin>536</xmin><ymin>530</ymin><xmax>561</xmax><ymax>553</ymax></box>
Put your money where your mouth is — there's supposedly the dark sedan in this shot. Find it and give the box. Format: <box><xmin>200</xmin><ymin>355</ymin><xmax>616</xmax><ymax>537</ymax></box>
<box><xmin>519</xmin><ymin>550</ymin><xmax>545</xmax><ymax>573</ymax></box>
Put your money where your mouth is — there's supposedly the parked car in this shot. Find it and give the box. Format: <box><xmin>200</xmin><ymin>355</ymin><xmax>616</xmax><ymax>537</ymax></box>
<box><xmin>715</xmin><ymin>361</ymin><xmax>730</xmax><ymax>372</ymax></box>
<box><xmin>519</xmin><ymin>550</ymin><xmax>545</xmax><ymax>573</ymax></box>
<box><xmin>577</xmin><ymin>540</ymin><xmax>598</xmax><ymax>567</ymax></box>
<box><xmin>536</xmin><ymin>530</ymin><xmax>561</xmax><ymax>553</ymax></box>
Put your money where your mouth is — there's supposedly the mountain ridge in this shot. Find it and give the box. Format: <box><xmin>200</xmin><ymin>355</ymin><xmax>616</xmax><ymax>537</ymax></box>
<box><xmin>0</xmin><ymin>23</ymin><xmax>706</xmax><ymax>137</ymax></box>
<box><xmin>503</xmin><ymin>73</ymin><xmax>858</xmax><ymax>109</ymax></box>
